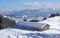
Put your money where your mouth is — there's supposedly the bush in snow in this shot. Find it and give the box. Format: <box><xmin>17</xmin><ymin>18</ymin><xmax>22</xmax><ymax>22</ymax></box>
<box><xmin>49</xmin><ymin>13</ymin><xmax>60</xmax><ymax>18</ymax></box>
<box><xmin>0</xmin><ymin>15</ymin><xmax>16</xmax><ymax>29</ymax></box>
<box><xmin>23</xmin><ymin>19</ymin><xmax>27</xmax><ymax>21</ymax></box>
<box><xmin>42</xmin><ymin>17</ymin><xmax>47</xmax><ymax>21</ymax></box>
<box><xmin>29</xmin><ymin>19</ymin><xmax>39</xmax><ymax>22</ymax></box>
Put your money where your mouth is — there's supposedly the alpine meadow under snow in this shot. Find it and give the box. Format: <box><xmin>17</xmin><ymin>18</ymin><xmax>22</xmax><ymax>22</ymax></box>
<box><xmin>0</xmin><ymin>9</ymin><xmax>60</xmax><ymax>38</ymax></box>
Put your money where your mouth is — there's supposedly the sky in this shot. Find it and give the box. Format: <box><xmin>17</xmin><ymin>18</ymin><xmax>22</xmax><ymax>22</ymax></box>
<box><xmin>0</xmin><ymin>0</ymin><xmax>60</xmax><ymax>11</ymax></box>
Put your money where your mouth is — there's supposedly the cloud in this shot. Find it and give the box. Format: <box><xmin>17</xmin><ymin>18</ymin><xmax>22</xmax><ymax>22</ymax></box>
<box><xmin>20</xmin><ymin>2</ymin><xmax>60</xmax><ymax>8</ymax></box>
<box><xmin>21</xmin><ymin>2</ymin><xmax>42</xmax><ymax>7</ymax></box>
<box><xmin>1</xmin><ymin>2</ymin><xmax>60</xmax><ymax>12</ymax></box>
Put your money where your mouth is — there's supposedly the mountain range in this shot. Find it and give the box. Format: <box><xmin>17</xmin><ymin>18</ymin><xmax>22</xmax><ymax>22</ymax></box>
<box><xmin>2</xmin><ymin>8</ymin><xmax>60</xmax><ymax>18</ymax></box>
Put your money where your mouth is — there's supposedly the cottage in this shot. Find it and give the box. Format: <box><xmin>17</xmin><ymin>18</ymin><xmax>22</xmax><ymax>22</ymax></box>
<box><xmin>0</xmin><ymin>15</ymin><xmax>16</xmax><ymax>29</ymax></box>
<box><xmin>33</xmin><ymin>24</ymin><xmax>50</xmax><ymax>31</ymax></box>
<box><xmin>17</xmin><ymin>22</ymin><xmax>50</xmax><ymax>31</ymax></box>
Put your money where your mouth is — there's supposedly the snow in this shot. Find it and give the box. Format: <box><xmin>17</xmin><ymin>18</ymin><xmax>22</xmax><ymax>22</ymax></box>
<box><xmin>0</xmin><ymin>16</ymin><xmax>60</xmax><ymax>38</ymax></box>
<box><xmin>16</xmin><ymin>22</ymin><xmax>46</xmax><ymax>28</ymax></box>
<box><xmin>0</xmin><ymin>28</ymin><xmax>60</xmax><ymax>38</ymax></box>
<box><xmin>38</xmin><ymin>16</ymin><xmax>60</xmax><ymax>34</ymax></box>
<box><xmin>0</xmin><ymin>28</ymin><xmax>45</xmax><ymax>38</ymax></box>
<box><xmin>42</xmin><ymin>29</ymin><xmax>60</xmax><ymax>34</ymax></box>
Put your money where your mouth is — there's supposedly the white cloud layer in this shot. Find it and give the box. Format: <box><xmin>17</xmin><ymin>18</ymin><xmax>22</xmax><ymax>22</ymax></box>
<box><xmin>20</xmin><ymin>2</ymin><xmax>60</xmax><ymax>8</ymax></box>
<box><xmin>0</xmin><ymin>2</ymin><xmax>60</xmax><ymax>12</ymax></box>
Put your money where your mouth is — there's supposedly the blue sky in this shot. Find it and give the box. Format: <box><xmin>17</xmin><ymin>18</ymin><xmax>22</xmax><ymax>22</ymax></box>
<box><xmin>0</xmin><ymin>0</ymin><xmax>60</xmax><ymax>11</ymax></box>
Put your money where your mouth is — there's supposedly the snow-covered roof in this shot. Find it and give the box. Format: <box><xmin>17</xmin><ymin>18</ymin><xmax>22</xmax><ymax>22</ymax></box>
<box><xmin>16</xmin><ymin>22</ymin><xmax>47</xmax><ymax>28</ymax></box>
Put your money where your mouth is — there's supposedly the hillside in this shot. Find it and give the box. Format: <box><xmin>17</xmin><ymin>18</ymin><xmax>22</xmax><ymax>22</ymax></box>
<box><xmin>0</xmin><ymin>16</ymin><xmax>60</xmax><ymax>38</ymax></box>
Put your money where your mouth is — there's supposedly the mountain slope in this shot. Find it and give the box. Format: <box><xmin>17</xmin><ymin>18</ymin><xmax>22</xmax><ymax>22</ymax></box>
<box><xmin>0</xmin><ymin>16</ymin><xmax>60</xmax><ymax>38</ymax></box>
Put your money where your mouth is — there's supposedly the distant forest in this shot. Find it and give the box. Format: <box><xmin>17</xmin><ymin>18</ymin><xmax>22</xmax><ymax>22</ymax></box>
<box><xmin>49</xmin><ymin>13</ymin><xmax>60</xmax><ymax>18</ymax></box>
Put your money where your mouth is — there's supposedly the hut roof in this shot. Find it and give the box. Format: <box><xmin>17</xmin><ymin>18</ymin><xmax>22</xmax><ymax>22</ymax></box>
<box><xmin>17</xmin><ymin>22</ymin><xmax>47</xmax><ymax>28</ymax></box>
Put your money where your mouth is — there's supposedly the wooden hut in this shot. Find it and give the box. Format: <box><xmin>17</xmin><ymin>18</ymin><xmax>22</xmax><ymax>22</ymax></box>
<box><xmin>17</xmin><ymin>22</ymin><xmax>50</xmax><ymax>31</ymax></box>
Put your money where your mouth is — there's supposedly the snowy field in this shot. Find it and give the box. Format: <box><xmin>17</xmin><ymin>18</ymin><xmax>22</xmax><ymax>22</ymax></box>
<box><xmin>0</xmin><ymin>16</ymin><xmax>60</xmax><ymax>38</ymax></box>
<box><xmin>0</xmin><ymin>28</ymin><xmax>60</xmax><ymax>38</ymax></box>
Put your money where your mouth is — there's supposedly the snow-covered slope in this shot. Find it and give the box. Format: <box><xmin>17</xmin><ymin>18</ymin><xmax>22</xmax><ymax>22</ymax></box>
<box><xmin>38</xmin><ymin>16</ymin><xmax>60</xmax><ymax>34</ymax></box>
<box><xmin>0</xmin><ymin>16</ymin><xmax>60</xmax><ymax>38</ymax></box>
<box><xmin>0</xmin><ymin>28</ymin><xmax>60</xmax><ymax>38</ymax></box>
